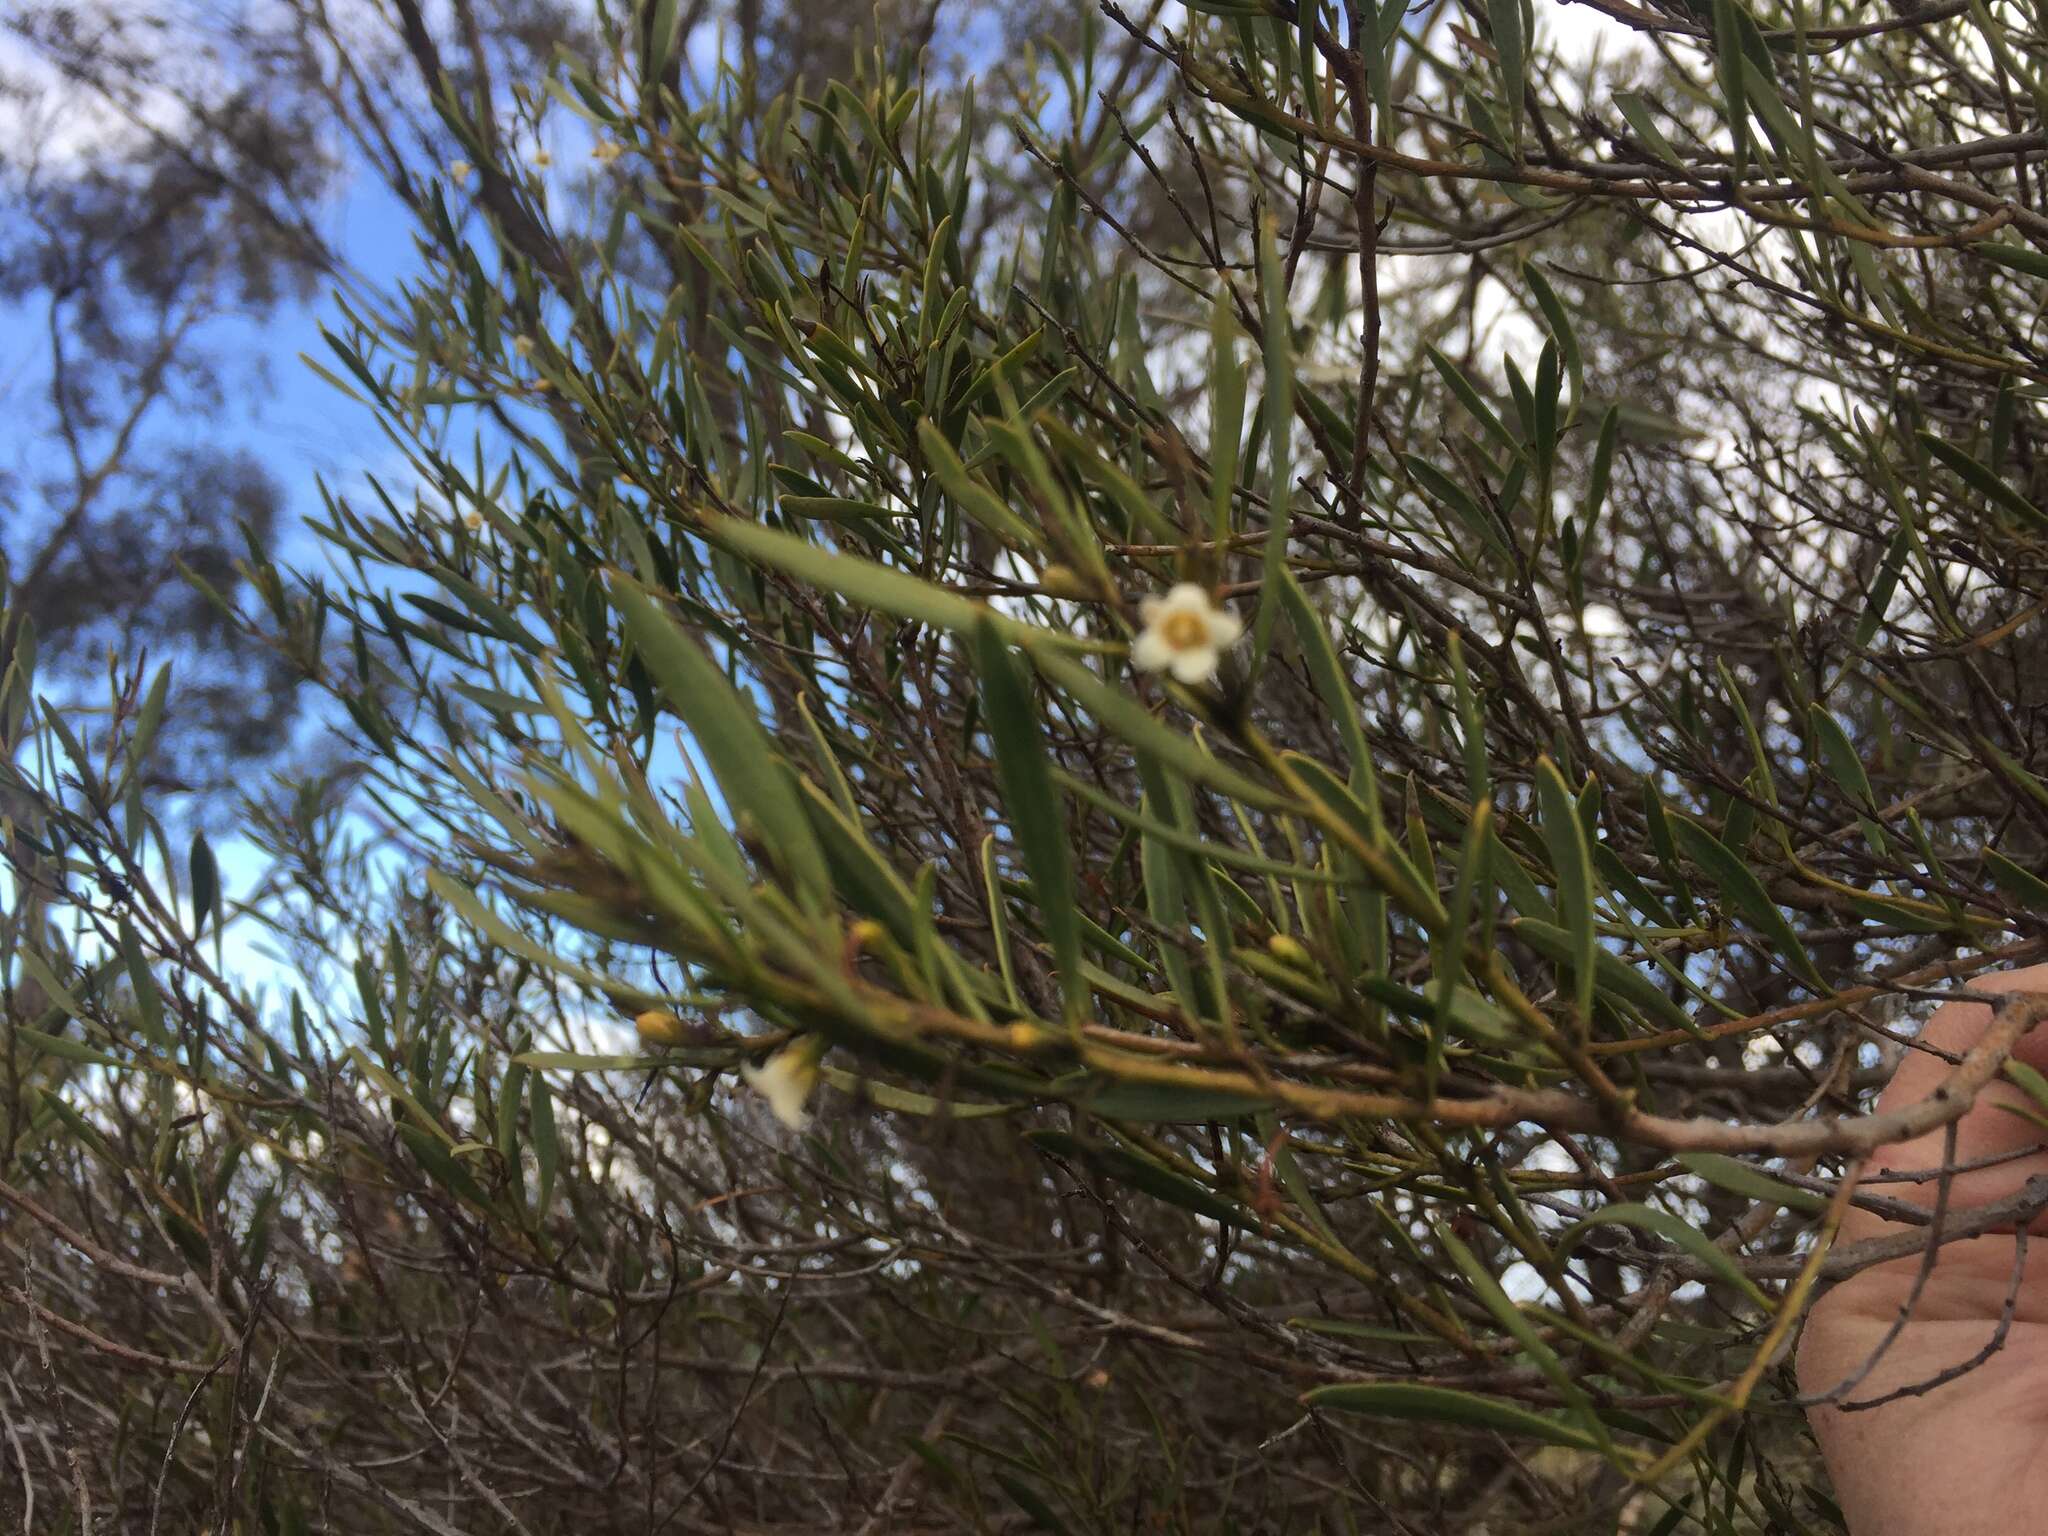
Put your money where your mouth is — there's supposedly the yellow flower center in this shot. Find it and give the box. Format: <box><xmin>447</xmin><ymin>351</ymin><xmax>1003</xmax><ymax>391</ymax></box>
<box><xmin>1160</xmin><ymin>609</ymin><xmax>1208</xmax><ymax>650</ymax></box>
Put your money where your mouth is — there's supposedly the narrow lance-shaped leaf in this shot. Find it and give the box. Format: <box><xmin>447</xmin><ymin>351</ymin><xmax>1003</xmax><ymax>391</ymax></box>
<box><xmin>1918</xmin><ymin>431</ymin><xmax>2048</xmax><ymax>532</ymax></box>
<box><xmin>1431</xmin><ymin>797</ymin><xmax>1493</xmax><ymax>1096</ymax></box>
<box><xmin>1487</xmin><ymin>0</ymin><xmax>1525</xmax><ymax>152</ymax></box>
<box><xmin>1209</xmin><ymin>292</ymin><xmax>1245</xmax><ymax>546</ymax></box>
<box><xmin>1713</xmin><ymin>0</ymin><xmax>1751</xmax><ymax>164</ymax></box>
<box><xmin>611</xmin><ymin>580</ymin><xmax>830</xmax><ymax>905</ymax></box>
<box><xmin>1535</xmin><ymin>758</ymin><xmax>1596</xmax><ymax>1025</ymax></box>
<box><xmin>1032</xmin><ymin>647</ymin><xmax>1289</xmax><ymax>808</ymax></box>
<box><xmin>529</xmin><ymin>1069</ymin><xmax>559</xmax><ymax>1214</ymax></box>
<box><xmin>1808</xmin><ymin>705</ymin><xmax>1889</xmax><ymax>855</ymax></box>
<box><xmin>1275</xmin><ymin>569</ymin><xmax>1371</xmax><ymax>798</ymax></box>
<box><xmin>1435</xmin><ymin>1221</ymin><xmax>1605</xmax><ymax>1442</ymax></box>
<box><xmin>1678</xmin><ymin>1152</ymin><xmax>1828</xmax><ymax>1216</ymax></box>
<box><xmin>1251</xmin><ymin>213</ymin><xmax>1294</xmax><ymax>675</ymax></box>
<box><xmin>1670</xmin><ymin>815</ymin><xmax>1824</xmax><ymax>990</ymax></box>
<box><xmin>975</xmin><ymin>620</ymin><xmax>1084</xmax><ymax>1025</ymax></box>
<box><xmin>1304</xmin><ymin>1383</ymin><xmax>1606</xmax><ymax>1453</ymax></box>
<box><xmin>1559</xmin><ymin>1203</ymin><xmax>1771</xmax><ymax>1309</ymax></box>
<box><xmin>190</xmin><ymin>830</ymin><xmax>221</xmax><ymax>941</ymax></box>
<box><xmin>1522</xmin><ymin>262</ymin><xmax>1581</xmax><ymax>420</ymax></box>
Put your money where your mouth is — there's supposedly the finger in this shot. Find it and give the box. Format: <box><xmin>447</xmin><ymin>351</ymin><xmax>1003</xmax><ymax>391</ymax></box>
<box><xmin>1844</xmin><ymin>964</ymin><xmax>2048</xmax><ymax>1240</ymax></box>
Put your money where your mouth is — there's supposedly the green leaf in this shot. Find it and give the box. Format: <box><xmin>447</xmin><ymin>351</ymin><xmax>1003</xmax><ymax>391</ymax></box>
<box><xmin>1487</xmin><ymin>0</ymin><xmax>1525</xmax><ymax>150</ymax></box>
<box><xmin>1304</xmin><ymin>1383</ymin><xmax>1605</xmax><ymax>1452</ymax></box>
<box><xmin>1031</xmin><ymin>649</ymin><xmax>1287</xmax><ymax>808</ymax></box>
<box><xmin>1449</xmin><ymin>632</ymin><xmax>1490</xmax><ymax>804</ymax></box>
<box><xmin>1582</xmin><ymin>406</ymin><xmax>1618</xmax><ymax>547</ymax></box>
<box><xmin>800</xmin><ymin>780</ymin><xmax>920</xmax><ymax>945</ymax></box>
<box><xmin>1285</xmin><ymin>754</ymin><xmax>1444</xmax><ymax>924</ymax></box>
<box><xmin>1253</xmin><ymin>213</ymin><xmax>1295</xmax><ymax>670</ymax></box>
<box><xmin>709</xmin><ymin>516</ymin><xmax>990</xmax><ymax>633</ymax></box>
<box><xmin>128</xmin><ymin>661</ymin><xmax>173</xmax><ymax>769</ymax></box>
<box><xmin>1808</xmin><ymin>707</ymin><xmax>1874</xmax><ymax>806</ymax></box>
<box><xmin>1855</xmin><ymin>529</ymin><xmax>1909</xmax><ymax>650</ymax></box>
<box><xmin>1209</xmin><ymin>291</ymin><xmax>1246</xmax><ymax>544</ymax></box>
<box><xmin>1056</xmin><ymin>769</ymin><xmax>1341</xmax><ymax>883</ymax></box>
<box><xmin>1509</xmin><ymin>920</ymin><xmax>1696</xmax><ymax>1033</ymax></box>
<box><xmin>1274</xmin><ymin>569</ymin><xmax>1370</xmax><ymax>780</ymax></box>
<box><xmin>992</xmin><ymin>1470</ymin><xmax>1075</xmax><ymax>1535</ymax></box>
<box><xmin>1670</xmin><ymin>815</ymin><xmax>1823</xmax><ymax>990</ymax></box>
<box><xmin>1285</xmin><ymin>1319</ymin><xmax>1438</xmax><ymax>1346</ymax></box>
<box><xmin>1712</xmin><ymin>0</ymin><xmax>1751</xmax><ymax>162</ymax></box>
<box><xmin>398</xmin><ymin>1122</ymin><xmax>490</xmax><ymax>1209</ymax></box>
<box><xmin>1426</xmin><ymin>347</ymin><xmax>1518</xmax><ymax>454</ymax></box>
<box><xmin>643</xmin><ymin>0</ymin><xmax>680</xmax><ymax>82</ymax></box>
<box><xmin>496</xmin><ymin>1060</ymin><xmax>527</xmax><ymax>1159</ymax></box>
<box><xmin>1558</xmin><ymin>1203</ymin><xmax>1771</xmax><ymax>1308</ymax></box>
<box><xmin>512</xmin><ymin>1051</ymin><xmax>661</xmax><ymax>1071</ymax></box>
<box><xmin>350</xmin><ymin>1046</ymin><xmax>455</xmax><ymax>1147</ymax></box>
<box><xmin>1071</xmin><ymin>1080</ymin><xmax>1266</xmax><ymax>1122</ymax></box>
<box><xmin>1523</xmin><ymin>263</ymin><xmax>1581</xmax><ymax>419</ymax></box>
<box><xmin>1978</xmin><ymin>241</ymin><xmax>2048</xmax><ymax>280</ymax></box>
<box><xmin>1027</xmin><ymin>1129</ymin><xmax>1260</xmax><ymax>1230</ymax></box>
<box><xmin>118</xmin><ymin>917</ymin><xmax>166</xmax><ymax>1045</ymax></box>
<box><xmin>1535</xmin><ymin>758</ymin><xmax>1596</xmax><ymax>1023</ymax></box>
<box><xmin>1406</xmin><ymin>454</ymin><xmax>1509</xmax><ymax>559</ymax></box>
<box><xmin>916</xmin><ymin>420</ymin><xmax>1045</xmax><ymax>550</ymax></box>
<box><xmin>816</xmin><ymin>1065</ymin><xmax>1017</xmax><ymax>1118</ymax></box>
<box><xmin>1611</xmin><ymin>90</ymin><xmax>1682</xmax><ymax>165</ymax></box>
<box><xmin>1487</xmin><ymin>824</ymin><xmax>1559</xmax><ymax>924</ymax></box>
<box><xmin>1918</xmin><ymin>431</ymin><xmax>2048</xmax><ymax>532</ymax></box>
<box><xmin>1986</xmin><ymin>848</ymin><xmax>2048</xmax><ymax>910</ymax></box>
<box><xmin>13</xmin><ymin>1027</ymin><xmax>125</xmax><ymax>1070</ymax></box>
<box><xmin>1677</xmin><ymin>1152</ymin><xmax>1828</xmax><ymax>1215</ymax></box>
<box><xmin>1358</xmin><ymin>976</ymin><xmax>1517</xmax><ymax>1045</ymax></box>
<box><xmin>976</xmin><ymin>621</ymin><xmax>1083</xmax><ymax>1023</ymax></box>
<box><xmin>529</xmin><ymin>1070</ymin><xmax>559</xmax><ymax>1213</ymax></box>
<box><xmin>612</xmin><ymin>580</ymin><xmax>830</xmax><ymax>903</ymax></box>
<box><xmin>2005</xmin><ymin>1059</ymin><xmax>2048</xmax><ymax>1125</ymax></box>
<box><xmin>1810</xmin><ymin>706</ymin><xmax>1890</xmax><ymax>854</ymax></box>
<box><xmin>190</xmin><ymin>830</ymin><xmax>220</xmax><ymax>939</ymax></box>
<box><xmin>778</xmin><ymin>494</ymin><xmax>901</xmax><ymax>523</ymax></box>
<box><xmin>1431</xmin><ymin>797</ymin><xmax>1496</xmax><ymax>1084</ymax></box>
<box><xmin>1435</xmin><ymin>1223</ymin><xmax>1599</xmax><ymax>1436</ymax></box>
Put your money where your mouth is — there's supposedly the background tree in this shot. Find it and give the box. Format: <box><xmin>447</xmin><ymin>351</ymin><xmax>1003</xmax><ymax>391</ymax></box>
<box><xmin>7</xmin><ymin>0</ymin><xmax>2048</xmax><ymax>1531</ymax></box>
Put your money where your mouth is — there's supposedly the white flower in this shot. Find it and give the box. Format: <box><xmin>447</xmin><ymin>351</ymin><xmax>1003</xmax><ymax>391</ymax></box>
<box><xmin>741</xmin><ymin>1038</ymin><xmax>822</xmax><ymax>1130</ymax></box>
<box><xmin>448</xmin><ymin>159</ymin><xmax>473</xmax><ymax>184</ymax></box>
<box><xmin>591</xmin><ymin>140</ymin><xmax>624</xmax><ymax>165</ymax></box>
<box><xmin>1132</xmin><ymin>583</ymin><xmax>1243</xmax><ymax>685</ymax></box>
<box><xmin>532</xmin><ymin>148</ymin><xmax>553</xmax><ymax>169</ymax></box>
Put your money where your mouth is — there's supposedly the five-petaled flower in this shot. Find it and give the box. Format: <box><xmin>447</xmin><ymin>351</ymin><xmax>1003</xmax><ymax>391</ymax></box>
<box><xmin>1132</xmin><ymin>583</ymin><xmax>1242</xmax><ymax>685</ymax></box>
<box><xmin>741</xmin><ymin>1037</ymin><xmax>824</xmax><ymax>1130</ymax></box>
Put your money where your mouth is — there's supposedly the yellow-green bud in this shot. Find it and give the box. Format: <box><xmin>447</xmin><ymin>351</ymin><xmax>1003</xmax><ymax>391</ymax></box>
<box><xmin>635</xmin><ymin>1009</ymin><xmax>690</xmax><ymax>1047</ymax></box>
<box><xmin>1038</xmin><ymin>564</ymin><xmax>1095</xmax><ymax>601</ymax></box>
<box><xmin>1266</xmin><ymin>934</ymin><xmax>1315</xmax><ymax>970</ymax></box>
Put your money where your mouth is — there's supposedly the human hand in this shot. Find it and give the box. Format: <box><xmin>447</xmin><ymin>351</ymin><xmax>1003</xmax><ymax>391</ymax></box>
<box><xmin>1799</xmin><ymin>964</ymin><xmax>2048</xmax><ymax>1535</ymax></box>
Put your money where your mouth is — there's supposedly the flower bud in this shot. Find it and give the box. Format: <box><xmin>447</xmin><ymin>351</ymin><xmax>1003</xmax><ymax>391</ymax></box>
<box><xmin>1038</xmin><ymin>564</ymin><xmax>1094</xmax><ymax>600</ymax></box>
<box><xmin>635</xmin><ymin>1009</ymin><xmax>690</xmax><ymax>1047</ymax></box>
<box><xmin>1265</xmin><ymin>934</ymin><xmax>1315</xmax><ymax>971</ymax></box>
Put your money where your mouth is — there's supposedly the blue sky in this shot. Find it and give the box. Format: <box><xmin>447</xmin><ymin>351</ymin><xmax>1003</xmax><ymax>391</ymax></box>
<box><xmin>0</xmin><ymin>136</ymin><xmax>434</xmax><ymax>999</ymax></box>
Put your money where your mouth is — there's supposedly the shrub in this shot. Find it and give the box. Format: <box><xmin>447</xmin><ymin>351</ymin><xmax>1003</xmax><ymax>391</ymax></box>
<box><xmin>6</xmin><ymin>1</ymin><xmax>2048</xmax><ymax>1529</ymax></box>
